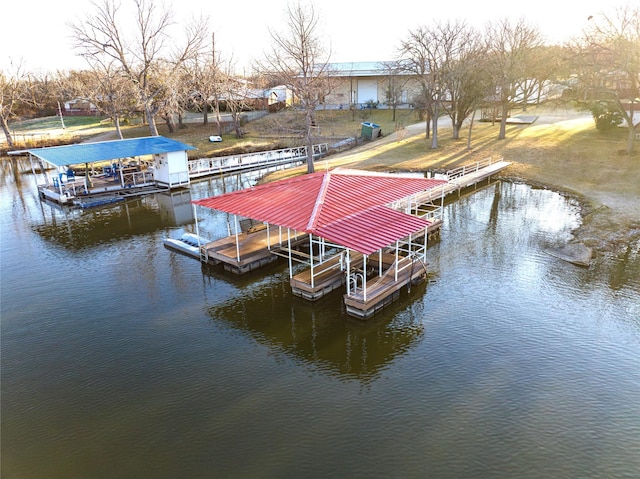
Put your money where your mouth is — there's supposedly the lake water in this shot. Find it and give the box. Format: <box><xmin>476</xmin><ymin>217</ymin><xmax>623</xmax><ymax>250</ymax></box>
<box><xmin>1</xmin><ymin>164</ymin><xmax>639</xmax><ymax>478</ymax></box>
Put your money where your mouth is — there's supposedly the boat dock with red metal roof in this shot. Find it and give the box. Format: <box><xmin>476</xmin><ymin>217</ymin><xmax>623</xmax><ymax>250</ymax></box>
<box><xmin>191</xmin><ymin>168</ymin><xmax>451</xmax><ymax>317</ymax></box>
<box><xmin>187</xmin><ymin>159</ymin><xmax>511</xmax><ymax>318</ymax></box>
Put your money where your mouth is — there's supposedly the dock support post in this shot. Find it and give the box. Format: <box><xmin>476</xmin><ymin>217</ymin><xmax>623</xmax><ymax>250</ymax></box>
<box><xmin>192</xmin><ymin>204</ymin><xmax>204</xmax><ymax>261</ymax></box>
<box><xmin>395</xmin><ymin>242</ymin><xmax>399</xmax><ymax>282</ymax></box>
<box><xmin>234</xmin><ymin>215</ymin><xmax>241</xmax><ymax>262</ymax></box>
<box><xmin>346</xmin><ymin>249</ymin><xmax>352</xmax><ymax>296</ymax></box>
<box><xmin>309</xmin><ymin>234</ymin><xmax>315</xmax><ymax>288</ymax></box>
<box><xmin>363</xmin><ymin>255</ymin><xmax>367</xmax><ymax>302</ymax></box>
<box><xmin>423</xmin><ymin>225</ymin><xmax>428</xmax><ymax>262</ymax></box>
<box><xmin>266</xmin><ymin>223</ymin><xmax>271</xmax><ymax>250</ymax></box>
<box><xmin>287</xmin><ymin>229</ymin><xmax>293</xmax><ymax>279</ymax></box>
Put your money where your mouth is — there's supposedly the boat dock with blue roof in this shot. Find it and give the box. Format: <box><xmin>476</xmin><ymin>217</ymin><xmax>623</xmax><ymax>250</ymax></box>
<box><xmin>9</xmin><ymin>136</ymin><xmax>195</xmax><ymax>207</ymax></box>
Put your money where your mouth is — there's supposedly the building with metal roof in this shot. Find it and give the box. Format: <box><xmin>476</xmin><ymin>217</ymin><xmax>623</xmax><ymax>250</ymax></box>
<box><xmin>193</xmin><ymin>168</ymin><xmax>445</xmax><ymax>255</ymax></box>
<box><xmin>16</xmin><ymin>136</ymin><xmax>195</xmax><ymax>168</ymax></box>
<box><xmin>11</xmin><ymin>136</ymin><xmax>195</xmax><ymax>206</ymax></box>
<box><xmin>322</xmin><ymin>61</ymin><xmax>420</xmax><ymax>109</ymax></box>
<box><xmin>192</xmin><ymin>168</ymin><xmax>449</xmax><ymax>318</ymax></box>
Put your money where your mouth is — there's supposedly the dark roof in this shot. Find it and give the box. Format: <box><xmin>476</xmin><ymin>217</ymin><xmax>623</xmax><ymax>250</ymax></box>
<box><xmin>15</xmin><ymin>136</ymin><xmax>195</xmax><ymax>167</ymax></box>
<box><xmin>193</xmin><ymin>168</ymin><xmax>447</xmax><ymax>255</ymax></box>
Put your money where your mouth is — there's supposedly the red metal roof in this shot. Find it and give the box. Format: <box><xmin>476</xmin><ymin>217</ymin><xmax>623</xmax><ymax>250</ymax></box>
<box><xmin>193</xmin><ymin>168</ymin><xmax>447</xmax><ymax>255</ymax></box>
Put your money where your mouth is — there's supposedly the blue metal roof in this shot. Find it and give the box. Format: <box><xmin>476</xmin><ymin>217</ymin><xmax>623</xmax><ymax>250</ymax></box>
<box><xmin>21</xmin><ymin>136</ymin><xmax>196</xmax><ymax>167</ymax></box>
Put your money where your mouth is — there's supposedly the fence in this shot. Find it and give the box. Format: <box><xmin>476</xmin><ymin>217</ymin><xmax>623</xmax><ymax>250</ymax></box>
<box><xmin>188</xmin><ymin>144</ymin><xmax>329</xmax><ymax>178</ymax></box>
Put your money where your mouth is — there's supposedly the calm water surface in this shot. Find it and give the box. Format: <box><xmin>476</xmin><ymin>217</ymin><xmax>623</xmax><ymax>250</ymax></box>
<box><xmin>1</xmin><ymin>163</ymin><xmax>639</xmax><ymax>478</ymax></box>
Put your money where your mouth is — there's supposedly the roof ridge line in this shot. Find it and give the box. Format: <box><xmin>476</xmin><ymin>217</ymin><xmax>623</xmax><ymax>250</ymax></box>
<box><xmin>306</xmin><ymin>170</ymin><xmax>332</xmax><ymax>231</ymax></box>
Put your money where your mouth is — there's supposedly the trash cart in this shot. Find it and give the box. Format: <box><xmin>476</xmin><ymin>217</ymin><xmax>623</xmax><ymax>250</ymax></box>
<box><xmin>361</xmin><ymin>122</ymin><xmax>381</xmax><ymax>140</ymax></box>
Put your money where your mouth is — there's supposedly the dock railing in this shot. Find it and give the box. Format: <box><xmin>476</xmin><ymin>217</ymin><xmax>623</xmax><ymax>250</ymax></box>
<box><xmin>442</xmin><ymin>156</ymin><xmax>503</xmax><ymax>182</ymax></box>
<box><xmin>392</xmin><ymin>195</ymin><xmax>444</xmax><ymax>226</ymax></box>
<box><xmin>122</xmin><ymin>170</ymin><xmax>155</xmax><ymax>188</ymax></box>
<box><xmin>188</xmin><ymin>143</ymin><xmax>329</xmax><ymax>178</ymax></box>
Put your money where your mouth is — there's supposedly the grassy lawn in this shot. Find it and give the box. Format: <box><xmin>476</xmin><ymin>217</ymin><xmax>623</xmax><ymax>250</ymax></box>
<box><xmin>5</xmin><ymin>115</ymin><xmax>118</xmax><ymax>150</ymax></box>
<box><xmin>6</xmin><ymin>108</ymin><xmax>422</xmax><ymax>157</ymax></box>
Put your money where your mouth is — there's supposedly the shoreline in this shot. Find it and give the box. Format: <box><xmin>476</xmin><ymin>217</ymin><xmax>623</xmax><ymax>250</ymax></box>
<box><xmin>500</xmin><ymin>173</ymin><xmax>640</xmax><ymax>264</ymax></box>
<box><xmin>320</xmin><ymin>107</ymin><xmax>639</xmax><ymax>265</ymax></box>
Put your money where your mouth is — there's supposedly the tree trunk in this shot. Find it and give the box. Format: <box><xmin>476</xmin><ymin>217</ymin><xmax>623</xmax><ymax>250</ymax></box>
<box><xmin>305</xmin><ymin>108</ymin><xmax>315</xmax><ymax>174</ymax></box>
<box><xmin>455</xmin><ymin>117</ymin><xmax>465</xmax><ymax>139</ymax></box>
<box><xmin>178</xmin><ymin>113</ymin><xmax>186</xmax><ymax>129</ymax></box>
<box><xmin>233</xmin><ymin>112</ymin><xmax>243</xmax><ymax>138</ymax></box>
<box><xmin>214</xmin><ymin>109</ymin><xmax>222</xmax><ymax>136</ymax></box>
<box><xmin>163</xmin><ymin>115</ymin><xmax>175</xmax><ymax>133</ymax></box>
<box><xmin>466</xmin><ymin>109</ymin><xmax>476</xmax><ymax>150</ymax></box>
<box><xmin>114</xmin><ymin>115</ymin><xmax>123</xmax><ymax>139</ymax></box>
<box><xmin>1</xmin><ymin>115</ymin><xmax>15</xmax><ymax>149</ymax></box>
<box><xmin>431</xmin><ymin>106</ymin><xmax>439</xmax><ymax>149</ymax></box>
<box><xmin>424</xmin><ymin>112</ymin><xmax>431</xmax><ymax>139</ymax></box>
<box><xmin>498</xmin><ymin>101</ymin><xmax>508</xmax><ymax>140</ymax></box>
<box><xmin>145</xmin><ymin>107</ymin><xmax>159</xmax><ymax>136</ymax></box>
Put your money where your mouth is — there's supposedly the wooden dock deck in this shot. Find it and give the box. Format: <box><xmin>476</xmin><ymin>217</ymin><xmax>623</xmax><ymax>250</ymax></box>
<box><xmin>202</xmin><ymin>226</ymin><xmax>305</xmax><ymax>274</ymax></box>
<box><xmin>344</xmin><ymin>255</ymin><xmax>427</xmax><ymax>319</ymax></box>
<box><xmin>290</xmin><ymin>252</ymin><xmax>364</xmax><ymax>301</ymax></box>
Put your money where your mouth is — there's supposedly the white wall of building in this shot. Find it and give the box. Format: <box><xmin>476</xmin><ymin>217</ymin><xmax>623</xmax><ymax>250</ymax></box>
<box><xmin>153</xmin><ymin>151</ymin><xmax>190</xmax><ymax>188</ymax></box>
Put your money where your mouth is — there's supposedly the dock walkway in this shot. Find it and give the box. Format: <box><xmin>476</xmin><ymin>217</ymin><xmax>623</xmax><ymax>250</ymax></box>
<box><xmin>423</xmin><ymin>158</ymin><xmax>511</xmax><ymax>201</ymax></box>
<box><xmin>188</xmin><ymin>144</ymin><xmax>328</xmax><ymax>178</ymax></box>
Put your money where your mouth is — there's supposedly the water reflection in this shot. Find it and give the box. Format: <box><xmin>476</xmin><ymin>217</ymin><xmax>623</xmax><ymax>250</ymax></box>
<box><xmin>31</xmin><ymin>191</ymin><xmax>194</xmax><ymax>250</ymax></box>
<box><xmin>3</xmin><ymin>159</ymin><xmax>640</xmax><ymax>479</ymax></box>
<box><xmin>203</xmin><ymin>263</ymin><xmax>427</xmax><ymax>382</ymax></box>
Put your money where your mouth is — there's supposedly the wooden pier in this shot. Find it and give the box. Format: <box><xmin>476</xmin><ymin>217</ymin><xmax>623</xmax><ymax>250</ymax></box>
<box><xmin>424</xmin><ymin>157</ymin><xmax>511</xmax><ymax>200</ymax></box>
<box><xmin>188</xmin><ymin>144</ymin><xmax>329</xmax><ymax>178</ymax></box>
<box><xmin>201</xmin><ymin>225</ymin><xmax>306</xmax><ymax>274</ymax></box>
<box><xmin>290</xmin><ymin>252</ymin><xmax>364</xmax><ymax>301</ymax></box>
<box><xmin>343</xmin><ymin>254</ymin><xmax>426</xmax><ymax>319</ymax></box>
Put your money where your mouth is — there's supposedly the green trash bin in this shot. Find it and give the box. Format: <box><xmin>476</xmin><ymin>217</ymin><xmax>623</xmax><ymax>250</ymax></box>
<box><xmin>361</xmin><ymin>122</ymin><xmax>381</xmax><ymax>140</ymax></box>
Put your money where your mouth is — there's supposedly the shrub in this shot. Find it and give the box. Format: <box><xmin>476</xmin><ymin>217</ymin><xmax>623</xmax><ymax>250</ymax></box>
<box><xmin>589</xmin><ymin>101</ymin><xmax>624</xmax><ymax>132</ymax></box>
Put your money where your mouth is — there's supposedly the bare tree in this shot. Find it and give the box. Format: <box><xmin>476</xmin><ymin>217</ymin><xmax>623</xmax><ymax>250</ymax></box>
<box><xmin>435</xmin><ymin>22</ymin><xmax>491</xmax><ymax>140</ymax></box>
<box><xmin>258</xmin><ymin>1</ymin><xmax>332</xmax><ymax>174</ymax></box>
<box><xmin>381</xmin><ymin>61</ymin><xmax>410</xmax><ymax>123</ymax></box>
<box><xmin>573</xmin><ymin>3</ymin><xmax>639</xmax><ymax>154</ymax></box>
<box><xmin>188</xmin><ymin>33</ymin><xmax>228</xmax><ymax>135</ymax></box>
<box><xmin>220</xmin><ymin>73</ymin><xmax>251</xmax><ymax>138</ymax></box>
<box><xmin>399</xmin><ymin>22</ymin><xmax>470</xmax><ymax>148</ymax></box>
<box><xmin>69</xmin><ymin>0</ymin><xmax>207</xmax><ymax>136</ymax></box>
<box><xmin>63</xmin><ymin>63</ymin><xmax>137</xmax><ymax>139</ymax></box>
<box><xmin>517</xmin><ymin>45</ymin><xmax>569</xmax><ymax>108</ymax></box>
<box><xmin>485</xmin><ymin>18</ymin><xmax>543</xmax><ymax>140</ymax></box>
<box><xmin>0</xmin><ymin>61</ymin><xmax>32</xmax><ymax>148</ymax></box>
<box><xmin>398</xmin><ymin>25</ymin><xmax>438</xmax><ymax>145</ymax></box>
